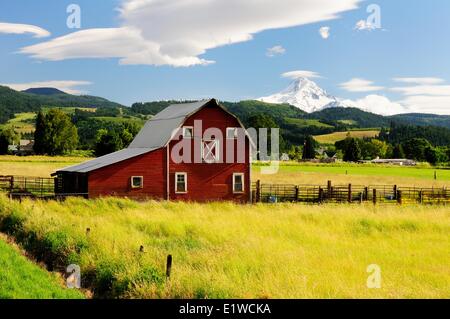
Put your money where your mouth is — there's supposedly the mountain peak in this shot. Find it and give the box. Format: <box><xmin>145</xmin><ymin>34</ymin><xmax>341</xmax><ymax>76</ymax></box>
<box><xmin>259</xmin><ymin>77</ymin><xmax>337</xmax><ymax>113</ymax></box>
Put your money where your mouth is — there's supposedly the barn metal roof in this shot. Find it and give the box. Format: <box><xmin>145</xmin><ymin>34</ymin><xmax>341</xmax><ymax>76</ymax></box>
<box><xmin>55</xmin><ymin>147</ymin><xmax>157</xmax><ymax>174</ymax></box>
<box><xmin>129</xmin><ymin>99</ymin><xmax>216</xmax><ymax>149</ymax></box>
<box><xmin>56</xmin><ymin>99</ymin><xmax>215</xmax><ymax>174</ymax></box>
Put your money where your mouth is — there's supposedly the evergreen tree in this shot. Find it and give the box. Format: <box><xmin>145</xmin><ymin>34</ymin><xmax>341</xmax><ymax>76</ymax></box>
<box><xmin>343</xmin><ymin>138</ymin><xmax>361</xmax><ymax>162</ymax></box>
<box><xmin>392</xmin><ymin>144</ymin><xmax>405</xmax><ymax>159</ymax></box>
<box><xmin>302</xmin><ymin>135</ymin><xmax>316</xmax><ymax>160</ymax></box>
<box><xmin>33</xmin><ymin>111</ymin><xmax>47</xmax><ymax>154</ymax></box>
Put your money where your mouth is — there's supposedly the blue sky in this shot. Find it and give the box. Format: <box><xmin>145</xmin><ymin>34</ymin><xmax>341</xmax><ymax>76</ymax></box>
<box><xmin>0</xmin><ymin>0</ymin><xmax>449</xmax><ymax>115</ymax></box>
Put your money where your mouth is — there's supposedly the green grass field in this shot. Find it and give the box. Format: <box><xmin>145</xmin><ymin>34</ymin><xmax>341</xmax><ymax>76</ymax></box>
<box><xmin>0</xmin><ymin>236</ymin><xmax>84</xmax><ymax>299</ymax></box>
<box><xmin>285</xmin><ymin>118</ymin><xmax>334</xmax><ymax>128</ymax></box>
<box><xmin>0</xmin><ymin>156</ymin><xmax>448</xmax><ymax>188</ymax></box>
<box><xmin>314</xmin><ymin>130</ymin><xmax>380</xmax><ymax>144</ymax></box>
<box><xmin>0</xmin><ymin>196</ymin><xmax>448</xmax><ymax>298</ymax></box>
<box><xmin>0</xmin><ymin>112</ymin><xmax>36</xmax><ymax>134</ymax></box>
<box><xmin>253</xmin><ymin>162</ymin><xmax>450</xmax><ymax>187</ymax></box>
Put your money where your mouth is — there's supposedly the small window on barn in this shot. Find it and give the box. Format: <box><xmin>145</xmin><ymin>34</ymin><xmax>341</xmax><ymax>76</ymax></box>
<box><xmin>226</xmin><ymin>127</ymin><xmax>238</xmax><ymax>139</ymax></box>
<box><xmin>183</xmin><ymin>126</ymin><xmax>194</xmax><ymax>139</ymax></box>
<box><xmin>233</xmin><ymin>173</ymin><xmax>244</xmax><ymax>193</ymax></box>
<box><xmin>131</xmin><ymin>176</ymin><xmax>143</xmax><ymax>189</ymax></box>
<box><xmin>175</xmin><ymin>173</ymin><xmax>187</xmax><ymax>193</ymax></box>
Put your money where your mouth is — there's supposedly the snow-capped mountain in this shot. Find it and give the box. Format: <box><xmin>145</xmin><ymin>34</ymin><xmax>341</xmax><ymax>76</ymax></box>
<box><xmin>259</xmin><ymin>77</ymin><xmax>408</xmax><ymax>116</ymax></box>
<box><xmin>259</xmin><ymin>77</ymin><xmax>338</xmax><ymax>113</ymax></box>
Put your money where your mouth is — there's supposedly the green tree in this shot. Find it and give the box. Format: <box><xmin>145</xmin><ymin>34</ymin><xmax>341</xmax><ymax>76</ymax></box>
<box><xmin>33</xmin><ymin>111</ymin><xmax>47</xmax><ymax>154</ymax></box>
<box><xmin>402</xmin><ymin>138</ymin><xmax>432</xmax><ymax>161</ymax></box>
<box><xmin>343</xmin><ymin>138</ymin><xmax>361</xmax><ymax>162</ymax></box>
<box><xmin>34</xmin><ymin>109</ymin><xmax>79</xmax><ymax>155</ymax></box>
<box><xmin>95</xmin><ymin>130</ymin><xmax>123</xmax><ymax>157</ymax></box>
<box><xmin>392</xmin><ymin>144</ymin><xmax>405</xmax><ymax>159</ymax></box>
<box><xmin>0</xmin><ymin>127</ymin><xmax>17</xmax><ymax>154</ymax></box>
<box><xmin>302</xmin><ymin>135</ymin><xmax>316</xmax><ymax>160</ymax></box>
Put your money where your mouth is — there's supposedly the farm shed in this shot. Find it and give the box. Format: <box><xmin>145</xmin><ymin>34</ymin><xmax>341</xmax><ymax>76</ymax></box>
<box><xmin>53</xmin><ymin>99</ymin><xmax>252</xmax><ymax>202</ymax></box>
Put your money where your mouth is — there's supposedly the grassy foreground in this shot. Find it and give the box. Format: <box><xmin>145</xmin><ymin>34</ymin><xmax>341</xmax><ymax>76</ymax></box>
<box><xmin>0</xmin><ymin>195</ymin><xmax>448</xmax><ymax>298</ymax></box>
<box><xmin>0</xmin><ymin>236</ymin><xmax>84</xmax><ymax>299</ymax></box>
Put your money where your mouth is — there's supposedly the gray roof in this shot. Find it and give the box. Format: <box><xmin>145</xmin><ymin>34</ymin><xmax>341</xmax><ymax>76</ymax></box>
<box><xmin>55</xmin><ymin>147</ymin><xmax>157</xmax><ymax>173</ymax></box>
<box><xmin>129</xmin><ymin>99</ymin><xmax>215</xmax><ymax>148</ymax></box>
<box><xmin>56</xmin><ymin>99</ymin><xmax>216</xmax><ymax>174</ymax></box>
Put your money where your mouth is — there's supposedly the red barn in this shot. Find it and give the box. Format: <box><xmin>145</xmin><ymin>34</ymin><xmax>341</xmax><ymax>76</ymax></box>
<box><xmin>53</xmin><ymin>99</ymin><xmax>253</xmax><ymax>202</ymax></box>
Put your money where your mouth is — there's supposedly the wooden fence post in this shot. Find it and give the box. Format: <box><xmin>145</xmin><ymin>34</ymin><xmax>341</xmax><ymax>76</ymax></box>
<box><xmin>397</xmin><ymin>190</ymin><xmax>403</xmax><ymax>205</ymax></box>
<box><xmin>348</xmin><ymin>184</ymin><xmax>352</xmax><ymax>203</ymax></box>
<box><xmin>327</xmin><ymin>180</ymin><xmax>332</xmax><ymax>199</ymax></box>
<box><xmin>295</xmin><ymin>186</ymin><xmax>299</xmax><ymax>202</ymax></box>
<box><xmin>166</xmin><ymin>255</ymin><xmax>173</xmax><ymax>280</ymax></box>
<box><xmin>318</xmin><ymin>187</ymin><xmax>324</xmax><ymax>203</ymax></box>
<box><xmin>256</xmin><ymin>180</ymin><xmax>261</xmax><ymax>203</ymax></box>
<box><xmin>373</xmin><ymin>189</ymin><xmax>377</xmax><ymax>205</ymax></box>
<box><xmin>393</xmin><ymin>185</ymin><xmax>398</xmax><ymax>200</ymax></box>
<box><xmin>364</xmin><ymin>187</ymin><xmax>369</xmax><ymax>201</ymax></box>
<box><xmin>419</xmin><ymin>191</ymin><xmax>423</xmax><ymax>204</ymax></box>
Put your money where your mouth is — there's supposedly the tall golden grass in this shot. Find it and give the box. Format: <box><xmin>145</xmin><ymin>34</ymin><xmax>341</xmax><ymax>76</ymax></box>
<box><xmin>1</xmin><ymin>195</ymin><xmax>448</xmax><ymax>298</ymax></box>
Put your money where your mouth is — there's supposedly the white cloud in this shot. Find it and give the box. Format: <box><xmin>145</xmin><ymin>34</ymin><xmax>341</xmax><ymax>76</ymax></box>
<box><xmin>21</xmin><ymin>0</ymin><xmax>360</xmax><ymax>67</ymax></box>
<box><xmin>1</xmin><ymin>81</ymin><xmax>92</xmax><ymax>95</ymax></box>
<box><xmin>319</xmin><ymin>26</ymin><xmax>330</xmax><ymax>39</ymax></box>
<box><xmin>354</xmin><ymin>19</ymin><xmax>377</xmax><ymax>31</ymax></box>
<box><xmin>393</xmin><ymin>77</ymin><xmax>445</xmax><ymax>85</ymax></box>
<box><xmin>398</xmin><ymin>95</ymin><xmax>450</xmax><ymax>115</ymax></box>
<box><xmin>390</xmin><ymin>85</ymin><xmax>450</xmax><ymax>96</ymax></box>
<box><xmin>0</xmin><ymin>22</ymin><xmax>50</xmax><ymax>38</ymax></box>
<box><xmin>339</xmin><ymin>78</ymin><xmax>384</xmax><ymax>92</ymax></box>
<box><xmin>266</xmin><ymin>45</ymin><xmax>286</xmax><ymax>57</ymax></box>
<box><xmin>342</xmin><ymin>95</ymin><xmax>407</xmax><ymax>116</ymax></box>
<box><xmin>282</xmin><ymin>70</ymin><xmax>322</xmax><ymax>80</ymax></box>
<box><xmin>387</xmin><ymin>77</ymin><xmax>450</xmax><ymax>114</ymax></box>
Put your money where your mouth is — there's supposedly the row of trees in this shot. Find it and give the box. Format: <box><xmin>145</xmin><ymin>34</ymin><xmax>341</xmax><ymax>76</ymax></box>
<box><xmin>336</xmin><ymin>137</ymin><xmax>450</xmax><ymax>164</ymax></box>
<box><xmin>32</xmin><ymin>109</ymin><xmax>139</xmax><ymax>156</ymax></box>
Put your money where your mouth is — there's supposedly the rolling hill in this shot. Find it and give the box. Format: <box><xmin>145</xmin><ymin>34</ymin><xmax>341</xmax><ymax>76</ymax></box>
<box><xmin>0</xmin><ymin>85</ymin><xmax>124</xmax><ymax>124</ymax></box>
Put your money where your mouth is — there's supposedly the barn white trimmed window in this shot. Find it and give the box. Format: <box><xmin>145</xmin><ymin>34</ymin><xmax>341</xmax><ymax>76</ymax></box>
<box><xmin>131</xmin><ymin>176</ymin><xmax>143</xmax><ymax>189</ymax></box>
<box><xmin>183</xmin><ymin>126</ymin><xmax>194</xmax><ymax>139</ymax></box>
<box><xmin>175</xmin><ymin>172</ymin><xmax>187</xmax><ymax>193</ymax></box>
<box><xmin>233</xmin><ymin>173</ymin><xmax>244</xmax><ymax>193</ymax></box>
<box><xmin>202</xmin><ymin>139</ymin><xmax>220</xmax><ymax>163</ymax></box>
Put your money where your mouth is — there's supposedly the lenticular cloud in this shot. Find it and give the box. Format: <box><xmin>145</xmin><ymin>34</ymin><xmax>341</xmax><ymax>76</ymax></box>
<box><xmin>22</xmin><ymin>0</ymin><xmax>360</xmax><ymax>67</ymax></box>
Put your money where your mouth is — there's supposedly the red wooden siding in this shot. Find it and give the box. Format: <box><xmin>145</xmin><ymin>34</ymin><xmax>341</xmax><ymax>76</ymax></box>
<box><xmin>88</xmin><ymin>148</ymin><xmax>166</xmax><ymax>199</ymax></box>
<box><xmin>168</xmin><ymin>105</ymin><xmax>251</xmax><ymax>202</ymax></box>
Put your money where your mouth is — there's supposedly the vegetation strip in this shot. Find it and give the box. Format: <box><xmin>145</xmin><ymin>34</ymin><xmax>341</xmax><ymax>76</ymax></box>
<box><xmin>0</xmin><ymin>234</ymin><xmax>84</xmax><ymax>299</ymax></box>
<box><xmin>0</xmin><ymin>195</ymin><xmax>449</xmax><ymax>298</ymax></box>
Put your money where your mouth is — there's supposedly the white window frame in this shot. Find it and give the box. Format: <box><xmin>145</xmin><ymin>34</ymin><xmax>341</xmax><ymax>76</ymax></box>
<box><xmin>131</xmin><ymin>176</ymin><xmax>144</xmax><ymax>189</ymax></box>
<box><xmin>201</xmin><ymin>139</ymin><xmax>220</xmax><ymax>163</ymax></box>
<box><xmin>175</xmin><ymin>172</ymin><xmax>188</xmax><ymax>194</ymax></box>
<box><xmin>233</xmin><ymin>173</ymin><xmax>245</xmax><ymax>194</ymax></box>
<box><xmin>183</xmin><ymin>126</ymin><xmax>194</xmax><ymax>139</ymax></box>
<box><xmin>226</xmin><ymin>127</ymin><xmax>238</xmax><ymax>139</ymax></box>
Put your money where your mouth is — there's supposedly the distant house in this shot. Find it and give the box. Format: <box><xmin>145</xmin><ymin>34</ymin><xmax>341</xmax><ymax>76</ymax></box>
<box><xmin>8</xmin><ymin>140</ymin><xmax>34</xmax><ymax>156</ymax></box>
<box><xmin>53</xmin><ymin>99</ymin><xmax>253</xmax><ymax>202</ymax></box>
<box><xmin>370</xmin><ymin>158</ymin><xmax>416</xmax><ymax>166</ymax></box>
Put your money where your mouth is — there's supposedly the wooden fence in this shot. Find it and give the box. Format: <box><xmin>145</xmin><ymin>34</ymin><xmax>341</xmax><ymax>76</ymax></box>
<box><xmin>252</xmin><ymin>180</ymin><xmax>449</xmax><ymax>205</ymax></box>
<box><xmin>0</xmin><ymin>175</ymin><xmax>87</xmax><ymax>199</ymax></box>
